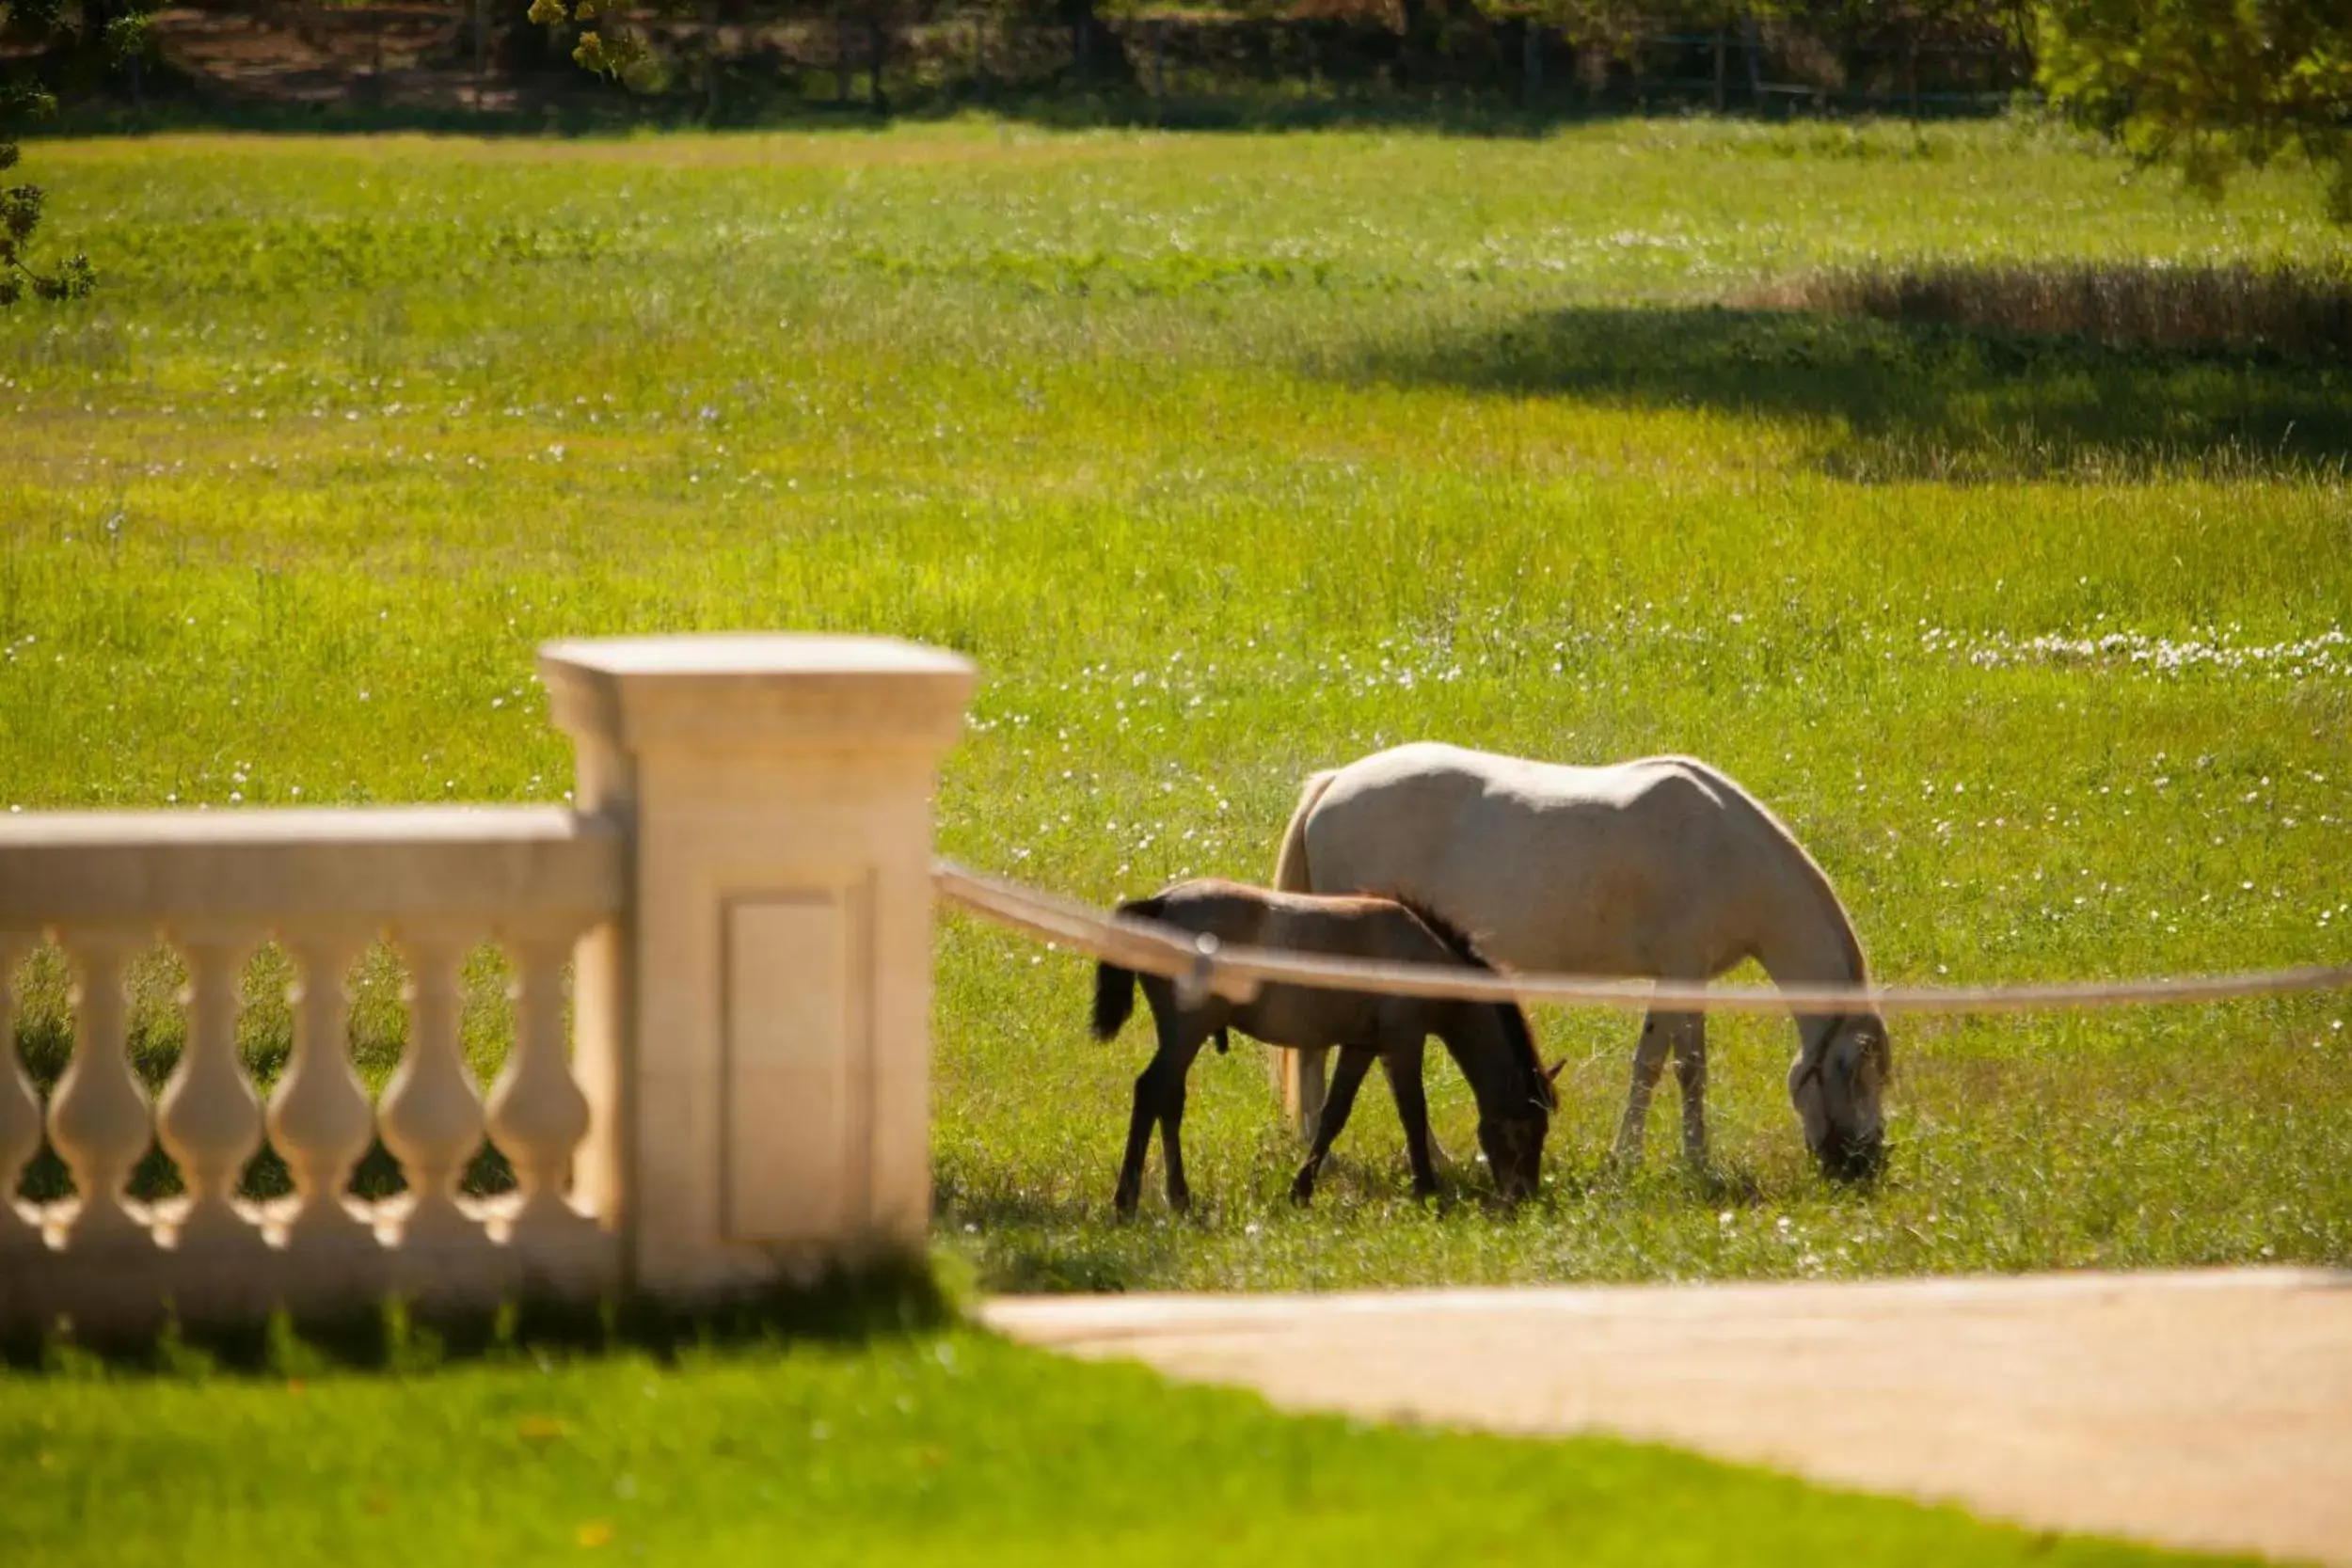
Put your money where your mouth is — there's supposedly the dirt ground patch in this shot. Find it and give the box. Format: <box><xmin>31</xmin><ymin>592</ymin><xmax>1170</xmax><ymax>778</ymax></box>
<box><xmin>988</xmin><ymin>1268</ymin><xmax>2352</xmax><ymax>1563</ymax></box>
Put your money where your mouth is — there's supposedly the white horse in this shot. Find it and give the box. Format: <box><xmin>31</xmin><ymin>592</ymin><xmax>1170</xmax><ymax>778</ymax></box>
<box><xmin>1270</xmin><ymin>742</ymin><xmax>1891</xmax><ymax>1180</ymax></box>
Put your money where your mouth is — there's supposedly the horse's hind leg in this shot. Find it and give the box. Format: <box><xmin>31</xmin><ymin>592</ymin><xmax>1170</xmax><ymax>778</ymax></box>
<box><xmin>1612</xmin><ymin>1010</ymin><xmax>1674</xmax><ymax>1170</ymax></box>
<box><xmin>1669</xmin><ymin>1012</ymin><xmax>1708</xmax><ymax>1170</ymax></box>
<box><xmin>1114</xmin><ymin>1047</ymin><xmax>1165</xmax><ymax>1215</ymax></box>
<box><xmin>1289</xmin><ymin>1045</ymin><xmax>1377</xmax><ymax>1206</ymax></box>
<box><xmin>1380</xmin><ymin>1037</ymin><xmax>1441</xmax><ymax>1199</ymax></box>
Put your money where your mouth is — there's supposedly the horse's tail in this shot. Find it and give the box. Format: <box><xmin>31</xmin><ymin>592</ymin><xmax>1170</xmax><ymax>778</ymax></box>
<box><xmin>1273</xmin><ymin>768</ymin><xmax>1338</xmax><ymax>892</ymax></box>
<box><xmin>1090</xmin><ymin>895</ymin><xmax>1161</xmax><ymax>1040</ymax></box>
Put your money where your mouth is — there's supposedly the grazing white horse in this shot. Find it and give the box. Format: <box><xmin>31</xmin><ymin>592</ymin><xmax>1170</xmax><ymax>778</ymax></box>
<box><xmin>1271</xmin><ymin>742</ymin><xmax>1891</xmax><ymax>1180</ymax></box>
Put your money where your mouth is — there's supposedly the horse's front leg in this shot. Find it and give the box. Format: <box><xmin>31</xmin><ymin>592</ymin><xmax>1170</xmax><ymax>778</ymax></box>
<box><xmin>1119</xmin><ymin>1006</ymin><xmax>1205</xmax><ymax>1214</ymax></box>
<box><xmin>1154</xmin><ymin>1025</ymin><xmax>1212</xmax><ymax>1213</ymax></box>
<box><xmin>1380</xmin><ymin>1037</ymin><xmax>1440</xmax><ymax>1199</ymax></box>
<box><xmin>1290</xmin><ymin>1045</ymin><xmax>1377</xmax><ymax>1206</ymax></box>
<box><xmin>1669</xmin><ymin>1011</ymin><xmax>1708</xmax><ymax>1170</ymax></box>
<box><xmin>1612</xmin><ymin>1010</ymin><xmax>1674</xmax><ymax>1170</ymax></box>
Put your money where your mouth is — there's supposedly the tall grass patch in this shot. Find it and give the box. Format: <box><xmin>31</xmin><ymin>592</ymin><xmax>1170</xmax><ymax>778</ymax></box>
<box><xmin>1753</xmin><ymin>259</ymin><xmax>2352</xmax><ymax>360</ymax></box>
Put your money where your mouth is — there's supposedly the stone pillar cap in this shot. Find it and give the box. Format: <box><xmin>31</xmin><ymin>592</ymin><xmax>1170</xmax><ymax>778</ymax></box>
<box><xmin>539</xmin><ymin>634</ymin><xmax>978</xmax><ymax>752</ymax></box>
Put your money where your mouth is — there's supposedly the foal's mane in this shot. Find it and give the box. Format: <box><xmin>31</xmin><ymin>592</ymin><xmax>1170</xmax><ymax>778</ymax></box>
<box><xmin>1390</xmin><ymin>896</ymin><xmax>1547</xmax><ymax>1097</ymax></box>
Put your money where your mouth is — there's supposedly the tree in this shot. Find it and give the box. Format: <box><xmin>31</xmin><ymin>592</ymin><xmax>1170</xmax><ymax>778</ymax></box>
<box><xmin>2</xmin><ymin>0</ymin><xmax>157</xmax><ymax>306</ymax></box>
<box><xmin>2</xmin><ymin>89</ymin><xmax>96</xmax><ymax>306</ymax></box>
<box><xmin>2033</xmin><ymin>0</ymin><xmax>2352</xmax><ymax>220</ymax></box>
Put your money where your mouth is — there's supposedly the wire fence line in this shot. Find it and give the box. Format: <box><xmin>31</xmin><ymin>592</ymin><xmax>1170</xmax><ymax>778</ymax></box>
<box><xmin>932</xmin><ymin>860</ymin><xmax>2352</xmax><ymax>1017</ymax></box>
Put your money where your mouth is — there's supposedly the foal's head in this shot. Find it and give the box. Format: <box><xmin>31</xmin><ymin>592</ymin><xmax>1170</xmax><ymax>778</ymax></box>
<box><xmin>1401</xmin><ymin>901</ymin><xmax>1558</xmax><ymax>1200</ymax></box>
<box><xmin>1472</xmin><ymin>997</ymin><xmax>1560</xmax><ymax>1201</ymax></box>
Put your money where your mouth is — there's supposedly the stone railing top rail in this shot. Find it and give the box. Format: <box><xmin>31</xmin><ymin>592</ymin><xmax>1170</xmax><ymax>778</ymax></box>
<box><xmin>0</xmin><ymin>805</ymin><xmax>622</xmax><ymax>930</ymax></box>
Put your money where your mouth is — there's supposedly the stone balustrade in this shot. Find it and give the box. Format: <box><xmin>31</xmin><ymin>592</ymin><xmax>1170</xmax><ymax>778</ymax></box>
<box><xmin>0</xmin><ymin>635</ymin><xmax>977</xmax><ymax>1333</ymax></box>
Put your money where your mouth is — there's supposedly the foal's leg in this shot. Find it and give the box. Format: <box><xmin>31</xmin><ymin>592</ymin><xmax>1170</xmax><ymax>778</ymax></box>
<box><xmin>1289</xmin><ymin>1045</ymin><xmax>1378</xmax><ymax>1206</ymax></box>
<box><xmin>1612</xmin><ymin>1010</ymin><xmax>1674</xmax><ymax>1170</ymax></box>
<box><xmin>1114</xmin><ymin>1043</ymin><xmax>1168</xmax><ymax>1215</ymax></box>
<box><xmin>1381</xmin><ymin>1037</ymin><xmax>1441</xmax><ymax>1199</ymax></box>
<box><xmin>1669</xmin><ymin>1012</ymin><xmax>1708</xmax><ymax>1170</ymax></box>
<box><xmin>1116</xmin><ymin>1011</ymin><xmax>1208</xmax><ymax>1215</ymax></box>
<box><xmin>1155</xmin><ymin>1030</ymin><xmax>1213</xmax><ymax>1212</ymax></box>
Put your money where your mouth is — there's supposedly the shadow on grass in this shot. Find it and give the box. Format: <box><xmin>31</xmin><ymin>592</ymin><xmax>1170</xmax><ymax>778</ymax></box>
<box><xmin>936</xmin><ymin>1184</ymin><xmax>1179</xmax><ymax>1293</ymax></box>
<box><xmin>40</xmin><ymin>77</ymin><xmax>1998</xmax><ymax>144</ymax></box>
<box><xmin>38</xmin><ymin>93</ymin><xmax>1573</xmax><ymax>141</ymax></box>
<box><xmin>1340</xmin><ymin>303</ymin><xmax>2352</xmax><ymax>481</ymax></box>
<box><xmin>0</xmin><ymin>1250</ymin><xmax>962</xmax><ymax>1378</ymax></box>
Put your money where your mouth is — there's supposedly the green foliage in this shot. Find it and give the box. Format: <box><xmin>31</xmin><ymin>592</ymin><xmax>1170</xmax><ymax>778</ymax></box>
<box><xmin>2034</xmin><ymin>0</ymin><xmax>2352</xmax><ymax>220</ymax></box>
<box><xmin>0</xmin><ymin>0</ymin><xmax>160</xmax><ymax>307</ymax></box>
<box><xmin>526</xmin><ymin>0</ymin><xmax>684</xmax><ymax>92</ymax></box>
<box><xmin>0</xmin><ymin>181</ymin><xmax>96</xmax><ymax>304</ymax></box>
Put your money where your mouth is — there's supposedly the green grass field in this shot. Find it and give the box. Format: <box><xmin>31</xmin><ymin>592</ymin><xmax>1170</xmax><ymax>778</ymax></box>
<box><xmin>0</xmin><ymin>1319</ymin><xmax>2232</xmax><ymax>1567</ymax></box>
<box><xmin>1</xmin><ymin>116</ymin><xmax>2346</xmax><ymax>1304</ymax></box>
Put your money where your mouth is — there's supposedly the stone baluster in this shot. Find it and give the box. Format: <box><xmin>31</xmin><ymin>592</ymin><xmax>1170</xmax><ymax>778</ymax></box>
<box><xmin>266</xmin><ymin>930</ymin><xmax>376</xmax><ymax>1248</ymax></box>
<box><xmin>0</xmin><ymin>933</ymin><xmax>40</xmax><ymax>1252</ymax></box>
<box><xmin>47</xmin><ymin>931</ymin><xmax>156</xmax><ymax>1249</ymax></box>
<box><xmin>377</xmin><ymin>932</ymin><xmax>485</xmax><ymax>1246</ymax></box>
<box><xmin>155</xmin><ymin>931</ymin><xmax>265</xmax><ymax>1252</ymax></box>
<box><xmin>485</xmin><ymin>927</ymin><xmax>593</xmax><ymax>1247</ymax></box>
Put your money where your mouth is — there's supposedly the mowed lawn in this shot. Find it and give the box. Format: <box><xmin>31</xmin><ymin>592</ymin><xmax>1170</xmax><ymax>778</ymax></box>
<box><xmin>0</xmin><ymin>1323</ymin><xmax>2230</xmax><ymax>1568</ymax></box>
<box><xmin>0</xmin><ymin>118</ymin><xmax>2346</xmax><ymax>1303</ymax></box>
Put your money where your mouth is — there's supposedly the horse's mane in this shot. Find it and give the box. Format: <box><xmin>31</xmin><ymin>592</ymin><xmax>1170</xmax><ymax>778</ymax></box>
<box><xmin>1656</xmin><ymin>756</ymin><xmax>1871</xmax><ymax>988</ymax></box>
<box><xmin>1756</xmin><ymin>801</ymin><xmax>1870</xmax><ymax>986</ymax></box>
<box><xmin>1390</xmin><ymin>895</ymin><xmax>1547</xmax><ymax>1095</ymax></box>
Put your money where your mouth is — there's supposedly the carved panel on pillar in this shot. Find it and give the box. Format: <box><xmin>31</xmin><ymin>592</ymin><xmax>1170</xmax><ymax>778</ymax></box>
<box><xmin>721</xmin><ymin>884</ymin><xmax>870</xmax><ymax>1245</ymax></box>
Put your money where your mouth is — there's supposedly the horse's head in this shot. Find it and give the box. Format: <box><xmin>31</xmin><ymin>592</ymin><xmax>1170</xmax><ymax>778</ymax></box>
<box><xmin>1788</xmin><ymin>1013</ymin><xmax>1891</xmax><ymax>1181</ymax></box>
<box><xmin>1476</xmin><ymin>1056</ymin><xmax>1562</xmax><ymax>1202</ymax></box>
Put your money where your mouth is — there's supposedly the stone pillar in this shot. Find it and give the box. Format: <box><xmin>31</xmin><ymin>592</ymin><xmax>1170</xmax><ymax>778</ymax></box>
<box><xmin>538</xmin><ymin>636</ymin><xmax>977</xmax><ymax>1299</ymax></box>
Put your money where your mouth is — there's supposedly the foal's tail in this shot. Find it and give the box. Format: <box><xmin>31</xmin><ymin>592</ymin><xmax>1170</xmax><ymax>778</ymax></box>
<box><xmin>1273</xmin><ymin>768</ymin><xmax>1338</xmax><ymax>892</ymax></box>
<box><xmin>1091</xmin><ymin>960</ymin><xmax>1137</xmax><ymax>1041</ymax></box>
<box><xmin>1090</xmin><ymin>895</ymin><xmax>1162</xmax><ymax>1041</ymax></box>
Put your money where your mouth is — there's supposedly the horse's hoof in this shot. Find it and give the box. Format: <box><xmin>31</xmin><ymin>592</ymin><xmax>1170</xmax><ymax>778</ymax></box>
<box><xmin>1168</xmin><ymin>1190</ymin><xmax>1191</xmax><ymax>1214</ymax></box>
<box><xmin>1113</xmin><ymin>1190</ymin><xmax>1139</xmax><ymax>1217</ymax></box>
<box><xmin>1287</xmin><ymin>1180</ymin><xmax>1314</xmax><ymax>1206</ymax></box>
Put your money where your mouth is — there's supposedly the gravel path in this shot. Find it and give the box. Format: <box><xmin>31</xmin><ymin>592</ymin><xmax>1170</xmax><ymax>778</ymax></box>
<box><xmin>986</xmin><ymin>1267</ymin><xmax>2352</xmax><ymax>1564</ymax></box>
